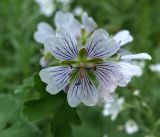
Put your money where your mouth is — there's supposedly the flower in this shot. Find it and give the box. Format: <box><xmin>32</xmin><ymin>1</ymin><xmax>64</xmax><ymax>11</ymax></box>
<box><xmin>102</xmin><ymin>97</ymin><xmax>124</xmax><ymax>120</ymax></box>
<box><xmin>34</xmin><ymin>11</ymin><xmax>97</xmax><ymax>45</ymax></box>
<box><xmin>35</xmin><ymin>0</ymin><xmax>55</xmax><ymax>17</ymax></box>
<box><xmin>124</xmin><ymin>119</ymin><xmax>139</xmax><ymax>134</ymax></box>
<box><xmin>39</xmin><ymin>28</ymin><xmax>151</xmax><ymax>107</ymax></box>
<box><xmin>133</xmin><ymin>89</ymin><xmax>140</xmax><ymax>96</ymax></box>
<box><xmin>103</xmin><ymin>134</ymin><xmax>108</xmax><ymax>137</ymax></box>
<box><xmin>149</xmin><ymin>63</ymin><xmax>160</xmax><ymax>73</ymax></box>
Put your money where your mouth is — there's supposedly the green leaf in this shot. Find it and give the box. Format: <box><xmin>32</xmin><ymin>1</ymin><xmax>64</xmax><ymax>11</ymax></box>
<box><xmin>51</xmin><ymin>103</ymin><xmax>81</xmax><ymax>137</ymax></box>
<box><xmin>0</xmin><ymin>94</ymin><xmax>19</xmax><ymax>131</ymax></box>
<box><xmin>14</xmin><ymin>77</ymin><xmax>34</xmax><ymax>94</ymax></box>
<box><xmin>22</xmin><ymin>93</ymin><xmax>65</xmax><ymax>122</ymax></box>
<box><xmin>0</xmin><ymin>122</ymin><xmax>41</xmax><ymax>137</ymax></box>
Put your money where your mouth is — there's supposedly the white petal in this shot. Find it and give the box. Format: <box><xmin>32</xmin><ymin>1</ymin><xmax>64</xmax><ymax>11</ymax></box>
<box><xmin>113</xmin><ymin>30</ymin><xmax>133</xmax><ymax>46</ymax></box>
<box><xmin>39</xmin><ymin>66</ymin><xmax>72</xmax><ymax>94</ymax></box>
<box><xmin>69</xmin><ymin>19</ymin><xmax>82</xmax><ymax>38</ymax></box>
<box><xmin>34</xmin><ymin>22</ymin><xmax>54</xmax><ymax>44</ymax></box>
<box><xmin>67</xmin><ymin>74</ymin><xmax>98</xmax><ymax>107</ymax></box>
<box><xmin>44</xmin><ymin>28</ymin><xmax>78</xmax><ymax>60</ymax></box>
<box><xmin>98</xmin><ymin>85</ymin><xmax>115</xmax><ymax>102</ymax></box>
<box><xmin>82</xmin><ymin>12</ymin><xmax>97</xmax><ymax>33</ymax></box>
<box><xmin>54</xmin><ymin>11</ymin><xmax>81</xmax><ymax>38</ymax></box>
<box><xmin>118</xmin><ymin>49</ymin><xmax>132</xmax><ymax>56</ymax></box>
<box><xmin>95</xmin><ymin>62</ymin><xmax>141</xmax><ymax>88</ymax></box>
<box><xmin>121</xmin><ymin>53</ymin><xmax>152</xmax><ymax>60</ymax></box>
<box><xmin>115</xmin><ymin>62</ymin><xmax>142</xmax><ymax>86</ymax></box>
<box><xmin>54</xmin><ymin>11</ymin><xmax>74</xmax><ymax>28</ymax></box>
<box><xmin>86</xmin><ymin>29</ymin><xmax>120</xmax><ymax>58</ymax></box>
<box><xmin>95</xmin><ymin>64</ymin><xmax>118</xmax><ymax>93</ymax></box>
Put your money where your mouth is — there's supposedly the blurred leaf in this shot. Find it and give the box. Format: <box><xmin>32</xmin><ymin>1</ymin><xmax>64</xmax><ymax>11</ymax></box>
<box><xmin>0</xmin><ymin>94</ymin><xmax>19</xmax><ymax>131</ymax></box>
<box><xmin>22</xmin><ymin>94</ymin><xmax>65</xmax><ymax>122</ymax></box>
<box><xmin>14</xmin><ymin>76</ymin><xmax>34</xmax><ymax>94</ymax></box>
<box><xmin>0</xmin><ymin>122</ymin><xmax>41</xmax><ymax>137</ymax></box>
<box><xmin>51</xmin><ymin>103</ymin><xmax>81</xmax><ymax>137</ymax></box>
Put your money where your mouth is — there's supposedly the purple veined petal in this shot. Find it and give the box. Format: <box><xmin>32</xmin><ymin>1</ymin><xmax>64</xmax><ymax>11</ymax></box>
<box><xmin>94</xmin><ymin>64</ymin><xmax>118</xmax><ymax>93</ymax></box>
<box><xmin>95</xmin><ymin>62</ymin><xmax>141</xmax><ymax>88</ymax></box>
<box><xmin>39</xmin><ymin>66</ymin><xmax>73</xmax><ymax>94</ymax></box>
<box><xmin>86</xmin><ymin>29</ymin><xmax>120</xmax><ymax>59</ymax></box>
<box><xmin>113</xmin><ymin>30</ymin><xmax>133</xmax><ymax>46</ymax></box>
<box><xmin>67</xmin><ymin>74</ymin><xmax>98</xmax><ymax>107</ymax></box>
<box><xmin>34</xmin><ymin>22</ymin><xmax>55</xmax><ymax>44</ymax></box>
<box><xmin>44</xmin><ymin>28</ymin><xmax>78</xmax><ymax>60</ymax></box>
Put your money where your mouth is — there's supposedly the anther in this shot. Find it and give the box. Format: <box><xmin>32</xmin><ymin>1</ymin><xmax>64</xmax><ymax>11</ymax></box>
<box><xmin>93</xmin><ymin>65</ymin><xmax>97</xmax><ymax>71</ymax></box>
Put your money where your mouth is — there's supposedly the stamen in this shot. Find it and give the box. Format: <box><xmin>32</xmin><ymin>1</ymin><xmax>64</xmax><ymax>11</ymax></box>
<box><xmin>93</xmin><ymin>65</ymin><xmax>97</xmax><ymax>71</ymax></box>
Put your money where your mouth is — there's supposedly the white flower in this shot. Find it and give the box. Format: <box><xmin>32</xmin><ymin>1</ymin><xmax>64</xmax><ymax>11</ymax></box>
<box><xmin>34</xmin><ymin>22</ymin><xmax>54</xmax><ymax>44</ymax></box>
<box><xmin>102</xmin><ymin>97</ymin><xmax>124</xmax><ymax>120</ymax></box>
<box><xmin>103</xmin><ymin>134</ymin><xmax>108</xmax><ymax>137</ymax></box>
<box><xmin>149</xmin><ymin>63</ymin><xmax>160</xmax><ymax>73</ymax></box>
<box><xmin>39</xmin><ymin>28</ymin><xmax>150</xmax><ymax>107</ymax></box>
<box><xmin>73</xmin><ymin>6</ymin><xmax>83</xmax><ymax>16</ymax></box>
<box><xmin>113</xmin><ymin>30</ymin><xmax>133</xmax><ymax>46</ymax></box>
<box><xmin>133</xmin><ymin>89</ymin><xmax>140</xmax><ymax>96</ymax></box>
<box><xmin>124</xmin><ymin>120</ymin><xmax>139</xmax><ymax>134</ymax></box>
<box><xmin>35</xmin><ymin>0</ymin><xmax>55</xmax><ymax>17</ymax></box>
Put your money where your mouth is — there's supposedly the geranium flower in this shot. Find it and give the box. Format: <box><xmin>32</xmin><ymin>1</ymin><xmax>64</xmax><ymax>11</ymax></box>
<box><xmin>124</xmin><ymin>119</ymin><xmax>139</xmax><ymax>134</ymax></box>
<box><xmin>39</xmin><ymin>28</ymin><xmax>151</xmax><ymax>107</ymax></box>
<box><xmin>149</xmin><ymin>63</ymin><xmax>160</xmax><ymax>73</ymax></box>
<box><xmin>34</xmin><ymin>11</ymin><xmax>97</xmax><ymax>45</ymax></box>
<box><xmin>102</xmin><ymin>97</ymin><xmax>124</xmax><ymax>120</ymax></box>
<box><xmin>35</xmin><ymin>0</ymin><xmax>55</xmax><ymax>17</ymax></box>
